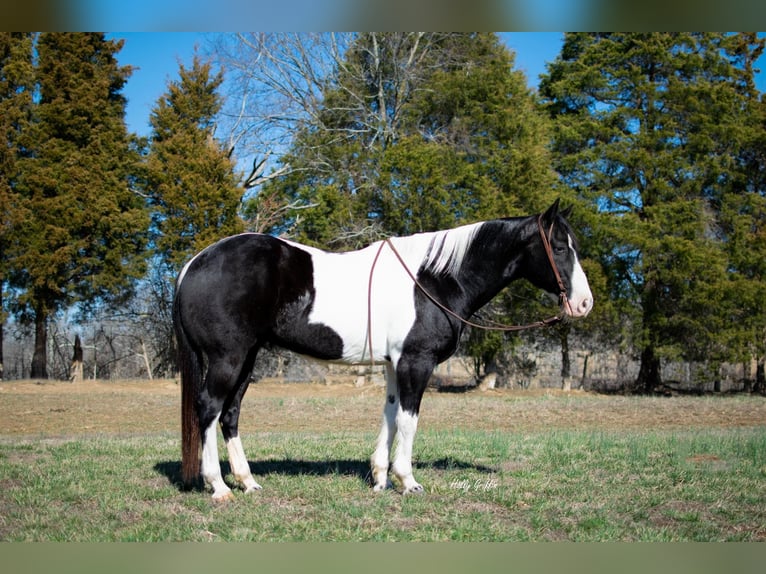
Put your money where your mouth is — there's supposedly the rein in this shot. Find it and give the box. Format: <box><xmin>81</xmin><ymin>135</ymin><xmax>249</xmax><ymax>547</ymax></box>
<box><xmin>366</xmin><ymin>215</ymin><xmax>571</xmax><ymax>364</ymax></box>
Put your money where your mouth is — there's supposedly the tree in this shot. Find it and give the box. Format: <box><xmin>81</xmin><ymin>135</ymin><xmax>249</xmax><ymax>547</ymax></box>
<box><xmin>145</xmin><ymin>54</ymin><xmax>244</xmax><ymax>275</ymax></box>
<box><xmin>718</xmin><ymin>39</ymin><xmax>766</xmax><ymax>391</ymax></box>
<box><xmin>540</xmin><ymin>32</ymin><xmax>766</xmax><ymax>392</ymax></box>
<box><xmin>0</xmin><ymin>32</ymin><xmax>34</xmax><ymax>380</ymax></box>
<box><xmin>11</xmin><ymin>33</ymin><xmax>149</xmax><ymax>379</ymax></box>
<box><xmin>213</xmin><ymin>32</ymin><xmax>354</xmax><ymax>230</ymax></box>
<box><xmin>230</xmin><ymin>32</ymin><xmax>445</xmax><ymax>244</ymax></box>
<box><xmin>256</xmin><ymin>34</ymin><xmax>559</xmax><ymax>243</ymax></box>
<box><xmin>143</xmin><ymin>55</ymin><xmax>244</xmax><ymax>374</ymax></box>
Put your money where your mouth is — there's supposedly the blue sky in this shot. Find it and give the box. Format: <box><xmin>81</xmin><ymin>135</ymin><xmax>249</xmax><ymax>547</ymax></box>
<box><xmin>108</xmin><ymin>32</ymin><xmax>766</xmax><ymax>139</ymax></box>
<box><xmin>108</xmin><ymin>32</ymin><xmax>565</xmax><ymax>138</ymax></box>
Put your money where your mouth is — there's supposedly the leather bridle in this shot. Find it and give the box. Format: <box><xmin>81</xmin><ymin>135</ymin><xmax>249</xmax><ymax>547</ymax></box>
<box><xmin>366</xmin><ymin>215</ymin><xmax>571</xmax><ymax>364</ymax></box>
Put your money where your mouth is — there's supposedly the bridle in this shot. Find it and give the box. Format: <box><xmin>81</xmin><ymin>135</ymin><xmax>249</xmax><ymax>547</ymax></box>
<box><xmin>536</xmin><ymin>213</ymin><xmax>573</xmax><ymax>318</ymax></box>
<box><xmin>366</xmin><ymin>215</ymin><xmax>572</xmax><ymax>364</ymax></box>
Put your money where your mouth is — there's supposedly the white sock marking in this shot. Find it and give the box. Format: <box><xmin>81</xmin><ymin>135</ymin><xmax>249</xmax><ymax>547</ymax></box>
<box><xmin>201</xmin><ymin>415</ymin><xmax>232</xmax><ymax>500</ymax></box>
<box><xmin>226</xmin><ymin>435</ymin><xmax>262</xmax><ymax>492</ymax></box>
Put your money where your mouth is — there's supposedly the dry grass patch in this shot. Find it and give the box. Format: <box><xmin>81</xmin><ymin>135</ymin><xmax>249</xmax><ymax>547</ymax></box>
<box><xmin>1</xmin><ymin>378</ymin><xmax>764</xmax><ymax>437</ymax></box>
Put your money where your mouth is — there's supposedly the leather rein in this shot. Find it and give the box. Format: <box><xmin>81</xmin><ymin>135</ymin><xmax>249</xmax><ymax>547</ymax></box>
<box><xmin>366</xmin><ymin>215</ymin><xmax>571</xmax><ymax>364</ymax></box>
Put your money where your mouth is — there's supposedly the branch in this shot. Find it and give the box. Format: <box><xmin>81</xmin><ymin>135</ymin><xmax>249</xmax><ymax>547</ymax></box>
<box><xmin>242</xmin><ymin>152</ymin><xmax>290</xmax><ymax>189</ymax></box>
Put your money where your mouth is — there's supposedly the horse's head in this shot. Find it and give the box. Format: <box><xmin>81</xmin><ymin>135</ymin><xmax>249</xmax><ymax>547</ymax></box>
<box><xmin>532</xmin><ymin>200</ymin><xmax>593</xmax><ymax>318</ymax></box>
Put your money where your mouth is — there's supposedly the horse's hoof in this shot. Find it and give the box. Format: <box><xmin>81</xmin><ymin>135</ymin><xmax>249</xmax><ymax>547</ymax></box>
<box><xmin>372</xmin><ymin>480</ymin><xmax>392</xmax><ymax>492</ymax></box>
<box><xmin>243</xmin><ymin>483</ymin><xmax>262</xmax><ymax>494</ymax></box>
<box><xmin>403</xmin><ymin>483</ymin><xmax>425</xmax><ymax>495</ymax></box>
<box><xmin>212</xmin><ymin>490</ymin><xmax>235</xmax><ymax>503</ymax></box>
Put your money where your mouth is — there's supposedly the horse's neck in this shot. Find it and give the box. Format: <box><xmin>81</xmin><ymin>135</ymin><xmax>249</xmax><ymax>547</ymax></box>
<box><xmin>454</xmin><ymin>217</ymin><xmax>530</xmax><ymax>315</ymax></box>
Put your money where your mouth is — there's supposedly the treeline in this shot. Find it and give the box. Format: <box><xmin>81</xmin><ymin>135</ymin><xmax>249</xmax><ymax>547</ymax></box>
<box><xmin>0</xmin><ymin>32</ymin><xmax>763</xmax><ymax>393</ymax></box>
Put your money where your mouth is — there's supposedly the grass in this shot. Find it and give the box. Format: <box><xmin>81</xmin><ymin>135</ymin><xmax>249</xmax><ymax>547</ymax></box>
<box><xmin>1</xmin><ymin>425</ymin><xmax>764</xmax><ymax>541</ymax></box>
<box><xmin>0</xmin><ymin>379</ymin><xmax>764</xmax><ymax>541</ymax></box>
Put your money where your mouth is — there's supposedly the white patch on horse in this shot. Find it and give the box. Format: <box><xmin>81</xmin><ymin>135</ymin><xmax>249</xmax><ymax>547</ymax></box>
<box><xmin>391</xmin><ymin>407</ymin><xmax>422</xmax><ymax>494</ymax></box>
<box><xmin>371</xmin><ymin>363</ymin><xmax>399</xmax><ymax>491</ymax></box>
<box><xmin>201</xmin><ymin>414</ymin><xmax>233</xmax><ymax>501</ymax></box>
<box><xmin>566</xmin><ymin>234</ymin><xmax>593</xmax><ymax>317</ymax></box>
<box><xmin>225</xmin><ymin>435</ymin><xmax>262</xmax><ymax>493</ymax></box>
<box><xmin>422</xmin><ymin>222</ymin><xmax>483</xmax><ymax>276</ymax></box>
<box><xmin>287</xmin><ymin>234</ymin><xmax>438</xmax><ymax>364</ymax></box>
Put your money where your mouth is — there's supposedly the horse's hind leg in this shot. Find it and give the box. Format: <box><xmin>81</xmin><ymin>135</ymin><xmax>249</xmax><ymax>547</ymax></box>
<box><xmin>220</xmin><ymin>347</ymin><xmax>261</xmax><ymax>494</ymax></box>
<box><xmin>198</xmin><ymin>351</ymin><xmax>251</xmax><ymax>501</ymax></box>
<box><xmin>199</xmin><ymin>409</ymin><xmax>230</xmax><ymax>501</ymax></box>
<box><xmin>224</xmin><ymin>434</ymin><xmax>261</xmax><ymax>493</ymax></box>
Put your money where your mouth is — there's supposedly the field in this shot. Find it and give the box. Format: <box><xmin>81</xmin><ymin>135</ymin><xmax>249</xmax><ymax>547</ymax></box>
<box><xmin>0</xmin><ymin>378</ymin><xmax>764</xmax><ymax>541</ymax></box>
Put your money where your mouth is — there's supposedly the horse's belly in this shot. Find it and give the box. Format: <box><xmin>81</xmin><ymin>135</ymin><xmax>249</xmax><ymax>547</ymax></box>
<box><xmin>308</xmin><ymin>288</ymin><xmax>416</xmax><ymax>365</ymax></box>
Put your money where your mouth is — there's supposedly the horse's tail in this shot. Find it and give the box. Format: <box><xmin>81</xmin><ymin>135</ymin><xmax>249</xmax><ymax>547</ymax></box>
<box><xmin>174</xmin><ymin>291</ymin><xmax>202</xmax><ymax>489</ymax></box>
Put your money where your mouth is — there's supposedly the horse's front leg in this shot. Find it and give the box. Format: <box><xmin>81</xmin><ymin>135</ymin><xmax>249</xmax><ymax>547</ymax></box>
<box><xmin>371</xmin><ymin>363</ymin><xmax>398</xmax><ymax>491</ymax></box>
<box><xmin>391</xmin><ymin>407</ymin><xmax>422</xmax><ymax>494</ymax></box>
<box><xmin>390</xmin><ymin>353</ymin><xmax>434</xmax><ymax>495</ymax></box>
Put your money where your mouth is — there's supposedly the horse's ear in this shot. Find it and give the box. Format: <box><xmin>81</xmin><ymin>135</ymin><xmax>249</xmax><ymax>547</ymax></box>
<box><xmin>561</xmin><ymin>205</ymin><xmax>573</xmax><ymax>219</ymax></box>
<box><xmin>542</xmin><ymin>199</ymin><xmax>561</xmax><ymax>224</ymax></box>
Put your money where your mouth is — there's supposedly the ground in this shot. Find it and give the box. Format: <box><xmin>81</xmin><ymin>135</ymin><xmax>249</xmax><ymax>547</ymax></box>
<box><xmin>0</xmin><ymin>377</ymin><xmax>762</xmax><ymax>437</ymax></box>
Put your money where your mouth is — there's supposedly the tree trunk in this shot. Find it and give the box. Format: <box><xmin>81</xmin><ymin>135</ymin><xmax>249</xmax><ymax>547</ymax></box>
<box><xmin>31</xmin><ymin>303</ymin><xmax>48</xmax><ymax>379</ymax></box>
<box><xmin>636</xmin><ymin>344</ymin><xmax>661</xmax><ymax>394</ymax></box>
<box><xmin>0</xmin><ymin>288</ymin><xmax>4</xmax><ymax>382</ymax></box>
<box><xmin>755</xmin><ymin>358</ymin><xmax>765</xmax><ymax>395</ymax></box>
<box><xmin>559</xmin><ymin>324</ymin><xmax>571</xmax><ymax>386</ymax></box>
<box><xmin>636</xmin><ymin>274</ymin><xmax>661</xmax><ymax>394</ymax></box>
<box><xmin>140</xmin><ymin>338</ymin><xmax>153</xmax><ymax>380</ymax></box>
<box><xmin>559</xmin><ymin>325</ymin><xmax>572</xmax><ymax>379</ymax></box>
<box><xmin>581</xmin><ymin>353</ymin><xmax>590</xmax><ymax>388</ymax></box>
<box><xmin>70</xmin><ymin>334</ymin><xmax>84</xmax><ymax>382</ymax></box>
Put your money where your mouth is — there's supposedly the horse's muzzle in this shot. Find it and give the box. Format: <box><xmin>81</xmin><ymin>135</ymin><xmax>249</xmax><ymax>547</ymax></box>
<box><xmin>565</xmin><ymin>295</ymin><xmax>593</xmax><ymax>318</ymax></box>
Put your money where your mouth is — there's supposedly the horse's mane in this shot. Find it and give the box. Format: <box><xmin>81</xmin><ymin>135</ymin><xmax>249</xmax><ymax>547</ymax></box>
<box><xmin>419</xmin><ymin>210</ymin><xmax>577</xmax><ymax>278</ymax></box>
<box><xmin>421</xmin><ymin>222</ymin><xmax>483</xmax><ymax>276</ymax></box>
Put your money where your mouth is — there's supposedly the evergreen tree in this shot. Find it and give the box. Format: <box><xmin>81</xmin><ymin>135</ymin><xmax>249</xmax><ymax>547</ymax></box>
<box><xmin>379</xmin><ymin>33</ymin><xmax>558</xmax><ymax>232</ymax></box>
<box><xmin>539</xmin><ymin>32</ymin><xmax>765</xmax><ymax>392</ymax></box>
<box><xmin>719</xmin><ymin>44</ymin><xmax>766</xmax><ymax>391</ymax></box>
<box><xmin>0</xmin><ymin>33</ymin><xmax>34</xmax><ymax>379</ymax></box>
<box><xmin>143</xmin><ymin>55</ymin><xmax>244</xmax><ymax>374</ymax></box>
<box><xmin>12</xmin><ymin>33</ymin><xmax>148</xmax><ymax>379</ymax></box>
<box><xmin>146</xmin><ymin>55</ymin><xmax>244</xmax><ymax>275</ymax></box>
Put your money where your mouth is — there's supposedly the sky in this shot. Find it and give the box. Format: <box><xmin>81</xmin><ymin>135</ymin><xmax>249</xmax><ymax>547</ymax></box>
<box><xmin>108</xmin><ymin>32</ymin><xmax>766</xmax><ymax>140</ymax></box>
<box><xmin>108</xmin><ymin>32</ymin><xmax>565</xmax><ymax>138</ymax></box>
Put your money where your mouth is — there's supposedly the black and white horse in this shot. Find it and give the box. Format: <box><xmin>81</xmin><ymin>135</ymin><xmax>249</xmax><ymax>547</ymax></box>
<box><xmin>173</xmin><ymin>201</ymin><xmax>593</xmax><ymax>500</ymax></box>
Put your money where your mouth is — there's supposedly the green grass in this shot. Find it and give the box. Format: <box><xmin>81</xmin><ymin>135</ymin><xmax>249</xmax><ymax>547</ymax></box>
<box><xmin>1</xmin><ymin>426</ymin><xmax>764</xmax><ymax>541</ymax></box>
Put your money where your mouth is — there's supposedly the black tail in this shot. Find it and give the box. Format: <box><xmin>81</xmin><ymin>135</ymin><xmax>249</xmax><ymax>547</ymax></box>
<box><xmin>174</xmin><ymin>292</ymin><xmax>202</xmax><ymax>488</ymax></box>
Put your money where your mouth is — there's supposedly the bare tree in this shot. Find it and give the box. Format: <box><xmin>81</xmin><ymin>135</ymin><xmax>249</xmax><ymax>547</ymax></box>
<box><xmin>213</xmin><ymin>33</ymin><xmax>449</xmax><ymax>235</ymax></box>
<box><xmin>214</xmin><ymin>33</ymin><xmax>349</xmax><ymax>184</ymax></box>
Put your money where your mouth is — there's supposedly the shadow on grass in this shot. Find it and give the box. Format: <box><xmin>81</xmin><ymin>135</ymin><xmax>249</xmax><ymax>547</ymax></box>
<box><xmin>154</xmin><ymin>456</ymin><xmax>495</xmax><ymax>493</ymax></box>
<box><xmin>418</xmin><ymin>457</ymin><xmax>496</xmax><ymax>473</ymax></box>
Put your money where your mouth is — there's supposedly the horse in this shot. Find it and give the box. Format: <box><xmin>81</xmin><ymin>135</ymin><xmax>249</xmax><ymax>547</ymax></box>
<box><xmin>173</xmin><ymin>200</ymin><xmax>593</xmax><ymax>500</ymax></box>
